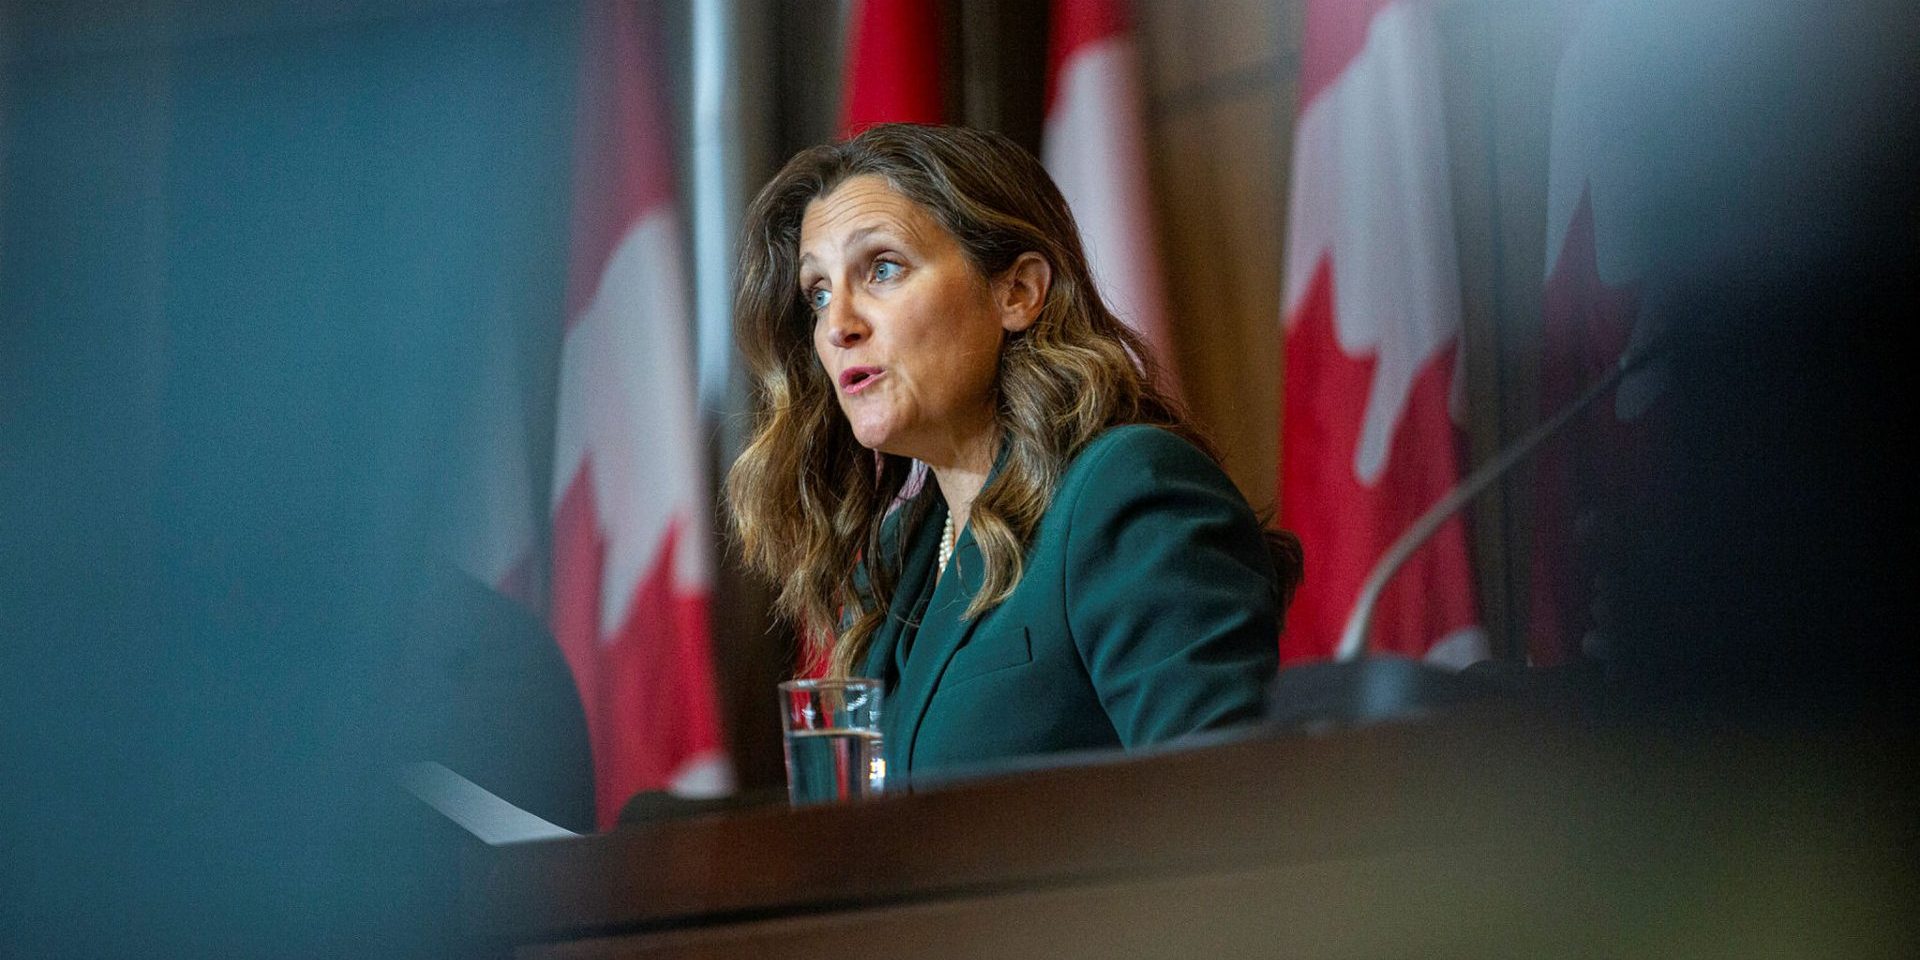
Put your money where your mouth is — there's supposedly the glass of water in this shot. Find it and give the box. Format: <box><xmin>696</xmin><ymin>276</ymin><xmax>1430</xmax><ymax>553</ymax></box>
<box><xmin>778</xmin><ymin>678</ymin><xmax>886</xmax><ymax>807</ymax></box>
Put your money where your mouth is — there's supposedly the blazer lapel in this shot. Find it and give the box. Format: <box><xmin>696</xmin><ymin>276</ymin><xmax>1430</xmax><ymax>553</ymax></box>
<box><xmin>871</xmin><ymin>444</ymin><xmax>1009</xmax><ymax>784</ymax></box>
<box><xmin>889</xmin><ymin>517</ymin><xmax>988</xmax><ymax>780</ymax></box>
<box><xmin>863</xmin><ymin>499</ymin><xmax>941</xmax><ymax>684</ymax></box>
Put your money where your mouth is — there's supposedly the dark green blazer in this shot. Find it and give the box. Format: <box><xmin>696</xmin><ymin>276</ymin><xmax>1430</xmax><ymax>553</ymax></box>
<box><xmin>861</xmin><ymin>425</ymin><xmax>1280</xmax><ymax>785</ymax></box>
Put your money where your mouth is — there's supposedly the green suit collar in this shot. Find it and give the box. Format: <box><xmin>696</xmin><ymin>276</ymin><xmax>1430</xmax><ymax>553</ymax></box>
<box><xmin>864</xmin><ymin>445</ymin><xmax>1009</xmax><ymax>785</ymax></box>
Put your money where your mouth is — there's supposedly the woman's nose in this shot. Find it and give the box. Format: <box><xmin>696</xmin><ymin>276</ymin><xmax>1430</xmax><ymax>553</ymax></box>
<box><xmin>825</xmin><ymin>302</ymin><xmax>867</xmax><ymax>349</ymax></box>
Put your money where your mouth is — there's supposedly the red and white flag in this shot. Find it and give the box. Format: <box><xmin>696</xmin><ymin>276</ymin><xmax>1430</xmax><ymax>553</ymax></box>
<box><xmin>1279</xmin><ymin>0</ymin><xmax>1484</xmax><ymax>666</ymax></box>
<box><xmin>1530</xmin><ymin>0</ymin><xmax>1673</xmax><ymax>666</ymax></box>
<box><xmin>841</xmin><ymin>0</ymin><xmax>944</xmax><ymax>136</ymax></box>
<box><xmin>1042</xmin><ymin>0</ymin><xmax>1178</xmax><ymax>397</ymax></box>
<box><xmin>550</xmin><ymin>0</ymin><xmax>731</xmax><ymax>828</ymax></box>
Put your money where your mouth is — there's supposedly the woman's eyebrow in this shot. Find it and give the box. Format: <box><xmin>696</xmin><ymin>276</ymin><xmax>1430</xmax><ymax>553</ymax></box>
<box><xmin>841</xmin><ymin>222</ymin><xmax>908</xmax><ymax>250</ymax></box>
<box><xmin>797</xmin><ymin>221</ymin><xmax>914</xmax><ymax>276</ymax></box>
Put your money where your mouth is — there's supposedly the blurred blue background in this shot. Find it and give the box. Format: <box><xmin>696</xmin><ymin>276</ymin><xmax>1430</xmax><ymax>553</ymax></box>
<box><xmin>3</xmin><ymin>3</ymin><xmax>585</xmax><ymax>954</ymax></box>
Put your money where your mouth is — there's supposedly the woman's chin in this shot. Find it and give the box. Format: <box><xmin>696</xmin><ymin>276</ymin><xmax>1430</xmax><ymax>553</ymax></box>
<box><xmin>848</xmin><ymin>424</ymin><xmax>895</xmax><ymax>454</ymax></box>
<box><xmin>845</xmin><ymin>412</ymin><xmax>907</xmax><ymax>452</ymax></box>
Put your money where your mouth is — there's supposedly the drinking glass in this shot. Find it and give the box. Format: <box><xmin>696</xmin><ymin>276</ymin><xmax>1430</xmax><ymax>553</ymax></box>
<box><xmin>778</xmin><ymin>678</ymin><xmax>886</xmax><ymax>807</ymax></box>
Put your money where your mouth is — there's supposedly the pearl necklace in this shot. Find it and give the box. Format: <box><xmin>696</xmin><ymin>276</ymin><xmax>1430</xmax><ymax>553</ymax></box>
<box><xmin>938</xmin><ymin>512</ymin><xmax>955</xmax><ymax>573</ymax></box>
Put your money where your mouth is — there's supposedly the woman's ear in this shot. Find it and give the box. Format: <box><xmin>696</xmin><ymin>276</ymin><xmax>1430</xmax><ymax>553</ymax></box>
<box><xmin>996</xmin><ymin>252</ymin><xmax>1051</xmax><ymax>333</ymax></box>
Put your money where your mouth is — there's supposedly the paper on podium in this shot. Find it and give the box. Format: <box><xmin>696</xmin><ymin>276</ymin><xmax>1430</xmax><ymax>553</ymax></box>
<box><xmin>398</xmin><ymin>762</ymin><xmax>578</xmax><ymax>845</ymax></box>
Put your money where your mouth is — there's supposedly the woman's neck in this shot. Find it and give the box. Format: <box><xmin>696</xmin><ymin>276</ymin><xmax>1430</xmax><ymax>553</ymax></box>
<box><xmin>924</xmin><ymin>427</ymin><xmax>997</xmax><ymax>534</ymax></box>
<box><xmin>931</xmin><ymin>464</ymin><xmax>987</xmax><ymax>533</ymax></box>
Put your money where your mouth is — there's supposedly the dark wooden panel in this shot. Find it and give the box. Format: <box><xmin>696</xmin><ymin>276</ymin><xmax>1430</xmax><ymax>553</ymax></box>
<box><xmin>473</xmin><ymin>715</ymin><xmax>1919</xmax><ymax>960</ymax></box>
<box><xmin>469</xmin><ymin>710</ymin><xmax>1579</xmax><ymax>944</ymax></box>
<box><xmin>1148</xmin><ymin>92</ymin><xmax>1287</xmax><ymax>507</ymax></box>
<box><xmin>523</xmin><ymin>846</ymin><xmax>1594</xmax><ymax>960</ymax></box>
<box><xmin>1134</xmin><ymin>0</ymin><xmax>1297</xmax><ymax>506</ymax></box>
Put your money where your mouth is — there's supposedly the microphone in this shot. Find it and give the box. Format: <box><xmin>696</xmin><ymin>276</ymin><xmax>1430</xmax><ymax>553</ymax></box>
<box><xmin>1335</xmin><ymin>338</ymin><xmax>1665</xmax><ymax>662</ymax></box>
<box><xmin>1264</xmin><ymin>338</ymin><xmax>1663</xmax><ymax>732</ymax></box>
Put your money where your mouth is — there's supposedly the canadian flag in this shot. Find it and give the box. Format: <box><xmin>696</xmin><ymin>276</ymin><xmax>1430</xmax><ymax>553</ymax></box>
<box><xmin>550</xmin><ymin>0</ymin><xmax>731</xmax><ymax>828</ymax></box>
<box><xmin>841</xmin><ymin>0</ymin><xmax>945</xmax><ymax>136</ymax></box>
<box><xmin>1530</xmin><ymin>0</ymin><xmax>1675</xmax><ymax>665</ymax></box>
<box><xmin>1279</xmin><ymin>0</ymin><xmax>1485</xmax><ymax>666</ymax></box>
<box><xmin>1041</xmin><ymin>0</ymin><xmax>1177</xmax><ymax>397</ymax></box>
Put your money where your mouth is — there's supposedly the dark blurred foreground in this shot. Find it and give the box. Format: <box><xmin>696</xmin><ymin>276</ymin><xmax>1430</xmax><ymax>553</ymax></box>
<box><xmin>2</xmin><ymin>2</ymin><xmax>591</xmax><ymax>955</ymax></box>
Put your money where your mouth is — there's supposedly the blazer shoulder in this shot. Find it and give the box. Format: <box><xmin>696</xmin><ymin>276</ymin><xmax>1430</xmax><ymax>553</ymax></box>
<box><xmin>1060</xmin><ymin>424</ymin><xmax>1232</xmax><ymax>498</ymax></box>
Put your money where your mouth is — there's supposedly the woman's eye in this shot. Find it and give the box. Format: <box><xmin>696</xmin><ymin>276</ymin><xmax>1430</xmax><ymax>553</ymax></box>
<box><xmin>807</xmin><ymin>288</ymin><xmax>831</xmax><ymax>311</ymax></box>
<box><xmin>872</xmin><ymin>260</ymin><xmax>901</xmax><ymax>282</ymax></box>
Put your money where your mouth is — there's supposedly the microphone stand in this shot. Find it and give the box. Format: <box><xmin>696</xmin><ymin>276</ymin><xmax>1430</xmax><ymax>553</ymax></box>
<box><xmin>1335</xmin><ymin>339</ymin><xmax>1664</xmax><ymax>662</ymax></box>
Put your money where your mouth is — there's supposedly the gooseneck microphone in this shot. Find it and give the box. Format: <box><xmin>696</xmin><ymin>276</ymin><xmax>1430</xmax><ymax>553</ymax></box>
<box><xmin>1335</xmin><ymin>339</ymin><xmax>1665</xmax><ymax>662</ymax></box>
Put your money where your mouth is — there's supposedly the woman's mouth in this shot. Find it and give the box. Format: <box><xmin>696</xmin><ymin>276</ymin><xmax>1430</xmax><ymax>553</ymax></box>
<box><xmin>840</xmin><ymin>366</ymin><xmax>885</xmax><ymax>394</ymax></box>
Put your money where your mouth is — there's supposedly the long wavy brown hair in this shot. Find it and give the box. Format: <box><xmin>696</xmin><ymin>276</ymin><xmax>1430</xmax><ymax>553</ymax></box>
<box><xmin>728</xmin><ymin>124</ymin><xmax>1207</xmax><ymax>678</ymax></box>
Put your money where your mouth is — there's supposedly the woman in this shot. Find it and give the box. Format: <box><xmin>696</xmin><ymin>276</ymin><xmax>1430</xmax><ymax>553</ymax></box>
<box><xmin>729</xmin><ymin>124</ymin><xmax>1292</xmax><ymax>785</ymax></box>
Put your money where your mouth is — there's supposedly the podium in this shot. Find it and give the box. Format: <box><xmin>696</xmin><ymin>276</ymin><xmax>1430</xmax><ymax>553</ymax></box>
<box><xmin>454</xmin><ymin>709</ymin><xmax>1914</xmax><ymax>959</ymax></box>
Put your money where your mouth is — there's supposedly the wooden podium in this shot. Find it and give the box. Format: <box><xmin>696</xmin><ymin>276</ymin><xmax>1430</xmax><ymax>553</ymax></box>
<box><xmin>458</xmin><ymin>709</ymin><xmax>1914</xmax><ymax>959</ymax></box>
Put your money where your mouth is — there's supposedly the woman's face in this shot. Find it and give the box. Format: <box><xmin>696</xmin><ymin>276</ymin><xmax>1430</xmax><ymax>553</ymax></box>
<box><xmin>798</xmin><ymin>175</ymin><xmax>1034</xmax><ymax>469</ymax></box>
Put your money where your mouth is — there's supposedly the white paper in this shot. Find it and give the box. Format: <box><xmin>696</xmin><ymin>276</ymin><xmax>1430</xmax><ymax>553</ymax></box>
<box><xmin>397</xmin><ymin>762</ymin><xmax>578</xmax><ymax>845</ymax></box>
